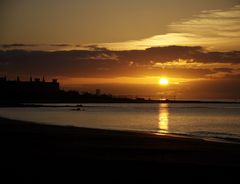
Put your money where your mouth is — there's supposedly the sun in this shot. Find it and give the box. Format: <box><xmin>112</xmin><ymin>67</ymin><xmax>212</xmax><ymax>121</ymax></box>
<box><xmin>159</xmin><ymin>78</ymin><xmax>169</xmax><ymax>85</ymax></box>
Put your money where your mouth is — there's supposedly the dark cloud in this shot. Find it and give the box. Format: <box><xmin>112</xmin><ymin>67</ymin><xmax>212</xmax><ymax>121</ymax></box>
<box><xmin>49</xmin><ymin>44</ymin><xmax>71</xmax><ymax>47</ymax></box>
<box><xmin>116</xmin><ymin>46</ymin><xmax>240</xmax><ymax>64</ymax></box>
<box><xmin>85</xmin><ymin>45</ymin><xmax>110</xmax><ymax>51</ymax></box>
<box><xmin>75</xmin><ymin>44</ymin><xmax>82</xmax><ymax>47</ymax></box>
<box><xmin>0</xmin><ymin>46</ymin><xmax>239</xmax><ymax>79</ymax></box>
<box><xmin>0</xmin><ymin>44</ymin><xmax>37</xmax><ymax>49</ymax></box>
<box><xmin>0</xmin><ymin>43</ymin><xmax>76</xmax><ymax>49</ymax></box>
<box><xmin>213</xmin><ymin>68</ymin><xmax>233</xmax><ymax>73</ymax></box>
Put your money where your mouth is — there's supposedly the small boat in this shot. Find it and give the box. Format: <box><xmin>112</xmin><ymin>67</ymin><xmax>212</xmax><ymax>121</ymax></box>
<box><xmin>71</xmin><ymin>108</ymin><xmax>85</xmax><ymax>111</ymax></box>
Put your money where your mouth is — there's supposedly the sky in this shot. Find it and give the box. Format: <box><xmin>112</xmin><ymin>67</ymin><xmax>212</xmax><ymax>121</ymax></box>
<box><xmin>1</xmin><ymin>0</ymin><xmax>240</xmax><ymax>99</ymax></box>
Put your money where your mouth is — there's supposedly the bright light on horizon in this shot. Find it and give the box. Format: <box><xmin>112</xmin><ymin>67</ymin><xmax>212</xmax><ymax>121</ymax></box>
<box><xmin>159</xmin><ymin>78</ymin><xmax>169</xmax><ymax>85</ymax></box>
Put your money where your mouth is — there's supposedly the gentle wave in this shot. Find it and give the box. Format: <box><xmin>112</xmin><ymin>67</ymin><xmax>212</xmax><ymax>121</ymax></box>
<box><xmin>180</xmin><ymin>131</ymin><xmax>240</xmax><ymax>144</ymax></box>
<box><xmin>154</xmin><ymin>129</ymin><xmax>240</xmax><ymax>144</ymax></box>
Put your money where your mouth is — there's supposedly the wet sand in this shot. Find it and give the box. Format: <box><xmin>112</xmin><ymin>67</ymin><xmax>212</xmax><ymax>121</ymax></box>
<box><xmin>1</xmin><ymin>117</ymin><xmax>240</xmax><ymax>183</ymax></box>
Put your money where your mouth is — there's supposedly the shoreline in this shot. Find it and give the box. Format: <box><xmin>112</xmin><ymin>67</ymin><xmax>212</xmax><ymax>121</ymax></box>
<box><xmin>0</xmin><ymin>99</ymin><xmax>240</xmax><ymax>108</ymax></box>
<box><xmin>2</xmin><ymin>115</ymin><xmax>240</xmax><ymax>145</ymax></box>
<box><xmin>2</xmin><ymin>116</ymin><xmax>240</xmax><ymax>155</ymax></box>
<box><xmin>0</xmin><ymin>116</ymin><xmax>206</xmax><ymax>142</ymax></box>
<box><xmin>1</xmin><ymin>116</ymin><xmax>240</xmax><ymax>182</ymax></box>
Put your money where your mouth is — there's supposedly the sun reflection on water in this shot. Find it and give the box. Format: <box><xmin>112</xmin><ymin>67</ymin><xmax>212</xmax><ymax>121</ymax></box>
<box><xmin>158</xmin><ymin>103</ymin><xmax>169</xmax><ymax>134</ymax></box>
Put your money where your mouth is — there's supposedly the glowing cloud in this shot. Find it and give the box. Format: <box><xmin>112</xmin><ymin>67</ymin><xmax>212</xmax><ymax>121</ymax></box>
<box><xmin>98</xmin><ymin>5</ymin><xmax>240</xmax><ymax>51</ymax></box>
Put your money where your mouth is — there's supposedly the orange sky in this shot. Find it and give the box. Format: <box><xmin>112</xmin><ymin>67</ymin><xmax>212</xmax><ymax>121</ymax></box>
<box><xmin>1</xmin><ymin>1</ymin><xmax>240</xmax><ymax>99</ymax></box>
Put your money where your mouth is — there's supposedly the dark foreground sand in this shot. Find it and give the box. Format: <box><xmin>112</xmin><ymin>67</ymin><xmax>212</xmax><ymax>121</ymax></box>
<box><xmin>1</xmin><ymin>117</ymin><xmax>240</xmax><ymax>183</ymax></box>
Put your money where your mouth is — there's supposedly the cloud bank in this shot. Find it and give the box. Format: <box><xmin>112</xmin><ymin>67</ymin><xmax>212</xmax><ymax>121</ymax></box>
<box><xmin>1</xmin><ymin>45</ymin><xmax>240</xmax><ymax>99</ymax></box>
<box><xmin>0</xmin><ymin>46</ymin><xmax>240</xmax><ymax>79</ymax></box>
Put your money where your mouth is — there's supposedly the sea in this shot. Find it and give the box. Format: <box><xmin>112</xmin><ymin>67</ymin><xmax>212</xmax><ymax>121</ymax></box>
<box><xmin>1</xmin><ymin>103</ymin><xmax>240</xmax><ymax>143</ymax></box>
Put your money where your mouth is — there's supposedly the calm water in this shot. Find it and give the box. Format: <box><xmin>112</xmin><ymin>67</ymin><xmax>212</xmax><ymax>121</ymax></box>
<box><xmin>1</xmin><ymin>103</ymin><xmax>240</xmax><ymax>143</ymax></box>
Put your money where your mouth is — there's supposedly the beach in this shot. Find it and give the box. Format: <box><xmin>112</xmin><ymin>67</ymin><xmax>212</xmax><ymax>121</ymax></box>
<box><xmin>1</xmin><ymin>117</ymin><xmax>240</xmax><ymax>183</ymax></box>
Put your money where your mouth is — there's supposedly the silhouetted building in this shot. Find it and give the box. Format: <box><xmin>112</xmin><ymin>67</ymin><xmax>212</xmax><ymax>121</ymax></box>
<box><xmin>0</xmin><ymin>76</ymin><xmax>60</xmax><ymax>103</ymax></box>
<box><xmin>96</xmin><ymin>89</ymin><xmax>101</xmax><ymax>96</ymax></box>
<box><xmin>0</xmin><ymin>76</ymin><xmax>59</xmax><ymax>94</ymax></box>
<box><xmin>0</xmin><ymin>75</ymin><xmax>134</xmax><ymax>104</ymax></box>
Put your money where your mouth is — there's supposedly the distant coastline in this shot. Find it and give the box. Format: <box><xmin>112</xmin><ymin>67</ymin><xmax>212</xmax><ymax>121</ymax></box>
<box><xmin>1</xmin><ymin>76</ymin><xmax>240</xmax><ymax>105</ymax></box>
<box><xmin>1</xmin><ymin>99</ymin><xmax>240</xmax><ymax>107</ymax></box>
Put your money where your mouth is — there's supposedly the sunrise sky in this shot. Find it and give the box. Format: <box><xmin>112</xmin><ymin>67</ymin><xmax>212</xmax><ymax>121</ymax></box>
<box><xmin>1</xmin><ymin>0</ymin><xmax>240</xmax><ymax>99</ymax></box>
